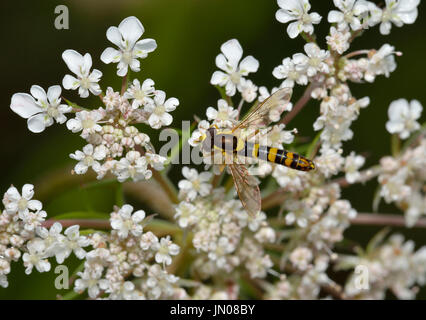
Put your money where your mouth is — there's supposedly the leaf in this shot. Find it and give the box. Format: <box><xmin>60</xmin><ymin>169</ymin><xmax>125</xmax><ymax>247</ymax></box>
<box><xmin>305</xmin><ymin>131</ymin><xmax>322</xmax><ymax>158</ymax></box>
<box><xmin>52</xmin><ymin>211</ymin><xmax>109</xmax><ymax>220</ymax></box>
<box><xmin>372</xmin><ymin>184</ymin><xmax>382</xmax><ymax>212</ymax></box>
<box><xmin>366</xmin><ymin>227</ymin><xmax>391</xmax><ymax>254</ymax></box>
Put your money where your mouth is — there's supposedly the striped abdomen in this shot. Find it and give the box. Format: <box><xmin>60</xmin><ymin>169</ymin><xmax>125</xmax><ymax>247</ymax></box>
<box><xmin>237</xmin><ymin>142</ymin><xmax>315</xmax><ymax>172</ymax></box>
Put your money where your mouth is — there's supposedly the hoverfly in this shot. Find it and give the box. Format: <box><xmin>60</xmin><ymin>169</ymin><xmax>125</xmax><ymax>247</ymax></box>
<box><xmin>198</xmin><ymin>88</ymin><xmax>315</xmax><ymax>216</ymax></box>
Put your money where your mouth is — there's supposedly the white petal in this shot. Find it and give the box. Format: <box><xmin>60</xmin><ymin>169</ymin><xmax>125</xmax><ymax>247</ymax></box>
<box><xmin>27</xmin><ymin>113</ymin><xmax>47</xmax><ymax>133</ymax></box>
<box><xmin>210</xmin><ymin>71</ymin><xmax>229</xmax><ymax>86</ymax></box>
<box><xmin>82</xmin><ymin>53</ymin><xmax>93</xmax><ymax>75</ymax></box>
<box><xmin>118</xmin><ymin>16</ymin><xmax>144</xmax><ymax>46</ymax></box>
<box><xmin>10</xmin><ymin>93</ymin><xmax>41</xmax><ymax>119</ymax></box>
<box><xmin>134</xmin><ymin>39</ymin><xmax>157</xmax><ymax>54</ymax></box>
<box><xmin>74</xmin><ymin>162</ymin><xmax>89</xmax><ymax>174</ymax></box>
<box><xmin>132</xmin><ymin>210</ymin><xmax>146</xmax><ymax>223</ymax></box>
<box><xmin>276</xmin><ymin>9</ymin><xmax>296</xmax><ymax>23</ymax></box>
<box><xmin>82</xmin><ymin>144</ymin><xmax>94</xmax><ymax>155</ymax></box>
<box><xmin>410</xmin><ymin>100</ymin><xmax>423</xmax><ymax>119</ymax></box>
<box><xmin>161</xmin><ymin>113</ymin><xmax>173</xmax><ymax>126</ymax></box>
<box><xmin>287</xmin><ymin>21</ymin><xmax>301</xmax><ymax>39</ymax></box>
<box><xmin>386</xmin><ymin>121</ymin><xmax>404</xmax><ymax>134</ymax></box>
<box><xmin>278</xmin><ymin>0</ymin><xmax>303</xmax><ymax>11</ymax></box>
<box><xmin>106</xmin><ymin>26</ymin><xmax>123</xmax><ymax>47</ymax></box>
<box><xmin>100</xmin><ymin>47</ymin><xmax>121</xmax><ymax>64</ymax></box>
<box><xmin>164</xmin><ymin>98</ymin><xmax>179</xmax><ymax>112</ymax></box>
<box><xmin>28</xmin><ymin>200</ymin><xmax>42</xmax><ymax>211</ymax></box>
<box><xmin>239</xmin><ymin>56</ymin><xmax>259</xmax><ymax>74</ymax></box>
<box><xmin>379</xmin><ymin>21</ymin><xmax>392</xmax><ymax>35</ymax></box>
<box><xmin>117</xmin><ymin>64</ymin><xmax>129</xmax><ymax>77</ymax></box>
<box><xmin>62</xmin><ymin>74</ymin><xmax>80</xmax><ymax>90</ymax></box>
<box><xmin>66</xmin><ymin>118</ymin><xmax>82</xmax><ymax>132</ymax></box>
<box><xmin>22</xmin><ymin>184</ymin><xmax>35</xmax><ymax>200</ymax></box>
<box><xmin>327</xmin><ymin>10</ymin><xmax>344</xmax><ymax>23</ymax></box>
<box><xmin>62</xmin><ymin>49</ymin><xmax>84</xmax><ymax>76</ymax></box>
<box><xmin>221</xmin><ymin>39</ymin><xmax>243</xmax><ymax>67</ymax></box>
<box><xmin>47</xmin><ymin>85</ymin><xmax>62</xmax><ymax>104</ymax></box>
<box><xmin>30</xmin><ymin>85</ymin><xmax>47</xmax><ymax>102</ymax></box>
<box><xmin>154</xmin><ymin>90</ymin><xmax>166</xmax><ymax>105</ymax></box>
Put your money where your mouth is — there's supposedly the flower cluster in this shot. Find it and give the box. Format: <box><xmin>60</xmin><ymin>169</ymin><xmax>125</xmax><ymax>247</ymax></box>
<box><xmin>176</xmin><ymin>167</ymin><xmax>276</xmax><ymax>280</ymax></box>
<box><xmin>0</xmin><ymin>184</ymin><xmax>90</xmax><ymax>288</ymax></box>
<box><xmin>10</xmin><ymin>16</ymin><xmax>176</xmax><ymax>183</ymax></box>
<box><xmin>74</xmin><ymin>204</ymin><xmax>182</xmax><ymax>299</ymax></box>
<box><xmin>339</xmin><ymin>233</ymin><xmax>426</xmax><ymax>299</ymax></box>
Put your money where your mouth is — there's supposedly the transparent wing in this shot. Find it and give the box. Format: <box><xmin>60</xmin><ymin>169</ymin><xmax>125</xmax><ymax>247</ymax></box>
<box><xmin>229</xmin><ymin>164</ymin><xmax>261</xmax><ymax>217</ymax></box>
<box><xmin>232</xmin><ymin>87</ymin><xmax>292</xmax><ymax>132</ymax></box>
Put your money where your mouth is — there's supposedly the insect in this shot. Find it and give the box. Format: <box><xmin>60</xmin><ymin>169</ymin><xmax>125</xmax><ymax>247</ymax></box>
<box><xmin>199</xmin><ymin>88</ymin><xmax>315</xmax><ymax>217</ymax></box>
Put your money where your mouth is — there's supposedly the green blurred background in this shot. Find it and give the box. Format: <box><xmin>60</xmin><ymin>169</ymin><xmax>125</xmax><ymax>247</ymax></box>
<box><xmin>0</xmin><ymin>0</ymin><xmax>425</xmax><ymax>299</ymax></box>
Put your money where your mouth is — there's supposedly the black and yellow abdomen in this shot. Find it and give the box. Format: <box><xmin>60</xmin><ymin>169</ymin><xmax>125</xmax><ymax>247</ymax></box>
<box><xmin>237</xmin><ymin>141</ymin><xmax>315</xmax><ymax>172</ymax></box>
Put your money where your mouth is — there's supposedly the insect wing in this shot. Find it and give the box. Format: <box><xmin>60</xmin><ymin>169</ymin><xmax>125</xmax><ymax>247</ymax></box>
<box><xmin>232</xmin><ymin>87</ymin><xmax>292</xmax><ymax>132</ymax></box>
<box><xmin>229</xmin><ymin>164</ymin><xmax>261</xmax><ymax>217</ymax></box>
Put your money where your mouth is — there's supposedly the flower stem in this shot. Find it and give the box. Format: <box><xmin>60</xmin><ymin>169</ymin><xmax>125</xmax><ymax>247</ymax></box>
<box><xmin>121</xmin><ymin>73</ymin><xmax>128</xmax><ymax>95</ymax></box>
<box><xmin>351</xmin><ymin>213</ymin><xmax>426</xmax><ymax>228</ymax></box>
<box><xmin>151</xmin><ymin>169</ymin><xmax>179</xmax><ymax>204</ymax></box>
<box><xmin>391</xmin><ymin>134</ymin><xmax>401</xmax><ymax>157</ymax></box>
<box><xmin>42</xmin><ymin>219</ymin><xmax>110</xmax><ymax>229</ymax></box>
<box><xmin>280</xmin><ymin>84</ymin><xmax>315</xmax><ymax>125</ymax></box>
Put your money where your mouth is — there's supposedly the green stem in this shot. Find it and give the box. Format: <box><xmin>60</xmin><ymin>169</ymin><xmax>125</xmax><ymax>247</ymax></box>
<box><xmin>391</xmin><ymin>134</ymin><xmax>401</xmax><ymax>157</ymax></box>
<box><xmin>151</xmin><ymin>169</ymin><xmax>179</xmax><ymax>204</ymax></box>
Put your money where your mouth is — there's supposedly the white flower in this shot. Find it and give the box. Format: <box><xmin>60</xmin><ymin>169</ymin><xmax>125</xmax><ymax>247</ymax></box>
<box><xmin>62</xmin><ymin>50</ymin><xmax>102</xmax><ymax>98</ymax></box>
<box><xmin>386</xmin><ymin>99</ymin><xmax>422</xmax><ymax>139</ymax></box>
<box><xmin>152</xmin><ymin>236</ymin><xmax>180</xmax><ymax>266</ymax></box>
<box><xmin>264</xmin><ymin>124</ymin><xmax>295</xmax><ymax>147</ymax></box>
<box><xmin>55</xmin><ymin>225</ymin><xmax>90</xmax><ymax>263</ymax></box>
<box><xmin>2</xmin><ymin>184</ymin><xmax>42</xmax><ymax>216</ymax></box>
<box><xmin>70</xmin><ymin>144</ymin><xmax>108</xmax><ymax>174</ymax></box>
<box><xmin>293</xmin><ymin>43</ymin><xmax>330</xmax><ymax>77</ymax></box>
<box><xmin>290</xmin><ymin>247</ymin><xmax>313</xmax><ymax>271</ymax></box>
<box><xmin>326</xmin><ymin>26</ymin><xmax>351</xmax><ymax>54</ymax></box>
<box><xmin>206</xmin><ymin>99</ymin><xmax>238</xmax><ymax>129</ymax></box>
<box><xmin>188</xmin><ymin>120</ymin><xmax>211</xmax><ymax>147</ymax></box>
<box><xmin>344</xmin><ymin>152</ymin><xmax>365</xmax><ymax>183</ymax></box>
<box><xmin>10</xmin><ymin>85</ymin><xmax>72</xmax><ymax>133</ymax></box>
<box><xmin>238</xmin><ymin>79</ymin><xmax>258</xmax><ymax>103</ymax></box>
<box><xmin>328</xmin><ymin>0</ymin><xmax>369</xmax><ymax>31</ymax></box>
<box><xmin>110</xmin><ymin>204</ymin><xmax>146</xmax><ymax>239</ymax></box>
<box><xmin>102</xmin><ymin>87</ymin><xmax>121</xmax><ymax>110</ymax></box>
<box><xmin>74</xmin><ymin>269</ymin><xmax>109</xmax><ymax>298</ymax></box>
<box><xmin>124</xmin><ymin>78</ymin><xmax>155</xmax><ymax>109</ymax></box>
<box><xmin>22</xmin><ymin>239</ymin><xmax>50</xmax><ymax>274</ymax></box>
<box><xmin>380</xmin><ymin>0</ymin><xmax>420</xmax><ymax>35</ymax></box>
<box><xmin>144</xmin><ymin>90</ymin><xmax>178</xmax><ymax>129</ymax></box>
<box><xmin>21</xmin><ymin>210</ymin><xmax>47</xmax><ymax>232</ymax></box>
<box><xmin>273</xmin><ymin>57</ymin><xmax>308</xmax><ymax>88</ymax></box>
<box><xmin>37</xmin><ymin>222</ymin><xmax>66</xmax><ymax>261</ymax></box>
<box><xmin>145</xmin><ymin>152</ymin><xmax>167</xmax><ymax>171</ymax></box>
<box><xmin>275</xmin><ymin>0</ymin><xmax>322</xmax><ymax>39</ymax></box>
<box><xmin>174</xmin><ymin>201</ymin><xmax>198</xmax><ymax>228</ymax></box>
<box><xmin>210</xmin><ymin>39</ymin><xmax>259</xmax><ymax>96</ymax></box>
<box><xmin>140</xmin><ymin>231</ymin><xmax>159</xmax><ymax>250</ymax></box>
<box><xmin>114</xmin><ymin>151</ymin><xmax>152</xmax><ymax>182</ymax></box>
<box><xmin>316</xmin><ymin>146</ymin><xmax>344</xmax><ymax>178</ymax></box>
<box><xmin>285</xmin><ymin>200</ymin><xmax>312</xmax><ymax>228</ymax></box>
<box><xmin>364</xmin><ymin>44</ymin><xmax>398</xmax><ymax>82</ymax></box>
<box><xmin>178</xmin><ymin>167</ymin><xmax>212</xmax><ymax>201</ymax></box>
<box><xmin>101</xmin><ymin>16</ymin><xmax>157</xmax><ymax>76</ymax></box>
<box><xmin>66</xmin><ymin>109</ymin><xmax>104</xmax><ymax>138</ymax></box>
